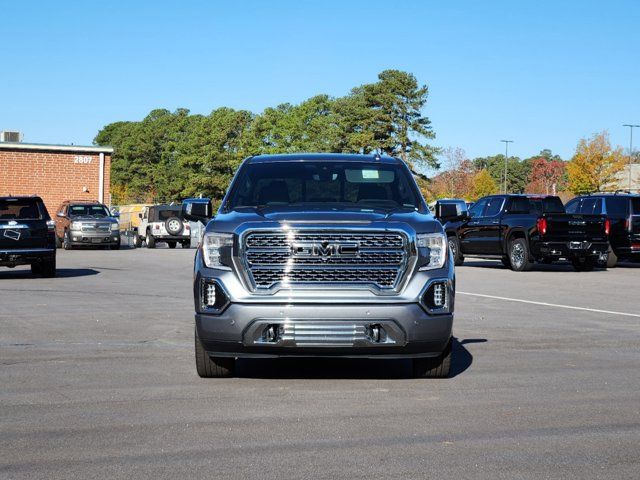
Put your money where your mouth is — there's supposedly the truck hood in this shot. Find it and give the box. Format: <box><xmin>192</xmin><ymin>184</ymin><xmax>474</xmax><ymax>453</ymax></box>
<box><xmin>205</xmin><ymin>206</ymin><xmax>442</xmax><ymax>234</ymax></box>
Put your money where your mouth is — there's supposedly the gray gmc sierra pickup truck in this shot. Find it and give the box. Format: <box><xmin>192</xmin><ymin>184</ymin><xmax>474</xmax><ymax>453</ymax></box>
<box><xmin>183</xmin><ymin>154</ymin><xmax>455</xmax><ymax>378</ymax></box>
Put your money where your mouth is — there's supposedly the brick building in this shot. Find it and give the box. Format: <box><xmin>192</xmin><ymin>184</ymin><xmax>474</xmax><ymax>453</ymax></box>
<box><xmin>0</xmin><ymin>142</ymin><xmax>114</xmax><ymax>215</ymax></box>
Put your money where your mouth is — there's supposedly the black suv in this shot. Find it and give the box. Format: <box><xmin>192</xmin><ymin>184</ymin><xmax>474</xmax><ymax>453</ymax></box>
<box><xmin>0</xmin><ymin>196</ymin><xmax>56</xmax><ymax>277</ymax></box>
<box><xmin>565</xmin><ymin>193</ymin><xmax>640</xmax><ymax>267</ymax></box>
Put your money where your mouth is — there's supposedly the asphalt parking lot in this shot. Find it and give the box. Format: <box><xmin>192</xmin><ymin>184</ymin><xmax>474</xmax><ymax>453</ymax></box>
<box><xmin>1</xmin><ymin>248</ymin><xmax>639</xmax><ymax>479</ymax></box>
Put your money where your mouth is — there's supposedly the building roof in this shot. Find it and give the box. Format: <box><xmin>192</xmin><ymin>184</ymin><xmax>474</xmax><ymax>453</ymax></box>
<box><xmin>610</xmin><ymin>164</ymin><xmax>640</xmax><ymax>193</ymax></box>
<box><xmin>0</xmin><ymin>142</ymin><xmax>114</xmax><ymax>154</ymax></box>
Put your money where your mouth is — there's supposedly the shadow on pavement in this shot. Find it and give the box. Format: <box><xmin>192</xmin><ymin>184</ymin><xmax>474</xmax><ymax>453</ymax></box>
<box><xmin>461</xmin><ymin>259</ymin><xmax>608</xmax><ymax>272</ymax></box>
<box><xmin>451</xmin><ymin>338</ymin><xmax>487</xmax><ymax>378</ymax></box>
<box><xmin>0</xmin><ymin>268</ymin><xmax>100</xmax><ymax>279</ymax></box>
<box><xmin>236</xmin><ymin>337</ymin><xmax>486</xmax><ymax>380</ymax></box>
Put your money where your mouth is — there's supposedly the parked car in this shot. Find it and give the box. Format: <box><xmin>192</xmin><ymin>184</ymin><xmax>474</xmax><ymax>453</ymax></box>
<box><xmin>55</xmin><ymin>200</ymin><xmax>120</xmax><ymax>250</ymax></box>
<box><xmin>183</xmin><ymin>153</ymin><xmax>455</xmax><ymax>378</ymax></box>
<box><xmin>565</xmin><ymin>193</ymin><xmax>640</xmax><ymax>267</ymax></box>
<box><xmin>437</xmin><ymin>194</ymin><xmax>610</xmax><ymax>271</ymax></box>
<box><xmin>136</xmin><ymin>204</ymin><xmax>191</xmax><ymax>248</ymax></box>
<box><xmin>0</xmin><ymin>196</ymin><xmax>56</xmax><ymax>276</ymax></box>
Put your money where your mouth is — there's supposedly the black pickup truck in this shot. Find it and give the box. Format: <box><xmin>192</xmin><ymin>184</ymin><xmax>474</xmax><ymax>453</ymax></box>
<box><xmin>565</xmin><ymin>193</ymin><xmax>640</xmax><ymax>267</ymax></box>
<box><xmin>0</xmin><ymin>196</ymin><xmax>57</xmax><ymax>277</ymax></box>
<box><xmin>436</xmin><ymin>194</ymin><xmax>609</xmax><ymax>271</ymax></box>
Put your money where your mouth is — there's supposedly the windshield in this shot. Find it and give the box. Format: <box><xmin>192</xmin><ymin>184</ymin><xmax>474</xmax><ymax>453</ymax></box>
<box><xmin>69</xmin><ymin>204</ymin><xmax>111</xmax><ymax>217</ymax></box>
<box><xmin>227</xmin><ymin>161</ymin><xmax>422</xmax><ymax>211</ymax></box>
<box><xmin>0</xmin><ymin>198</ymin><xmax>43</xmax><ymax>220</ymax></box>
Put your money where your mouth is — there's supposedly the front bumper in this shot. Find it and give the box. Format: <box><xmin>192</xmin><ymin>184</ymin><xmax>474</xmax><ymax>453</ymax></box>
<box><xmin>194</xmin><ymin>229</ymin><xmax>455</xmax><ymax>359</ymax></box>
<box><xmin>69</xmin><ymin>231</ymin><xmax>120</xmax><ymax>246</ymax></box>
<box><xmin>534</xmin><ymin>241</ymin><xmax>608</xmax><ymax>259</ymax></box>
<box><xmin>196</xmin><ymin>303</ymin><xmax>453</xmax><ymax>358</ymax></box>
<box><xmin>0</xmin><ymin>248</ymin><xmax>55</xmax><ymax>267</ymax></box>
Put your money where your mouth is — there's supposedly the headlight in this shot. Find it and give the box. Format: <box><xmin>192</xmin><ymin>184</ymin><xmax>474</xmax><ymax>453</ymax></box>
<box><xmin>70</xmin><ymin>222</ymin><xmax>82</xmax><ymax>231</ymax></box>
<box><xmin>202</xmin><ymin>232</ymin><xmax>233</xmax><ymax>268</ymax></box>
<box><xmin>110</xmin><ymin>223</ymin><xmax>119</xmax><ymax>231</ymax></box>
<box><xmin>417</xmin><ymin>232</ymin><xmax>447</xmax><ymax>270</ymax></box>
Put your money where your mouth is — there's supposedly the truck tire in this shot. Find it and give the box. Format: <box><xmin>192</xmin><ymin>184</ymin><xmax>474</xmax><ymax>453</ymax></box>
<box><xmin>63</xmin><ymin>230</ymin><xmax>72</xmax><ymax>250</ymax></box>
<box><xmin>606</xmin><ymin>247</ymin><xmax>618</xmax><ymax>268</ymax></box>
<box><xmin>181</xmin><ymin>240</ymin><xmax>190</xmax><ymax>249</ymax></box>
<box><xmin>41</xmin><ymin>258</ymin><xmax>56</xmax><ymax>277</ymax></box>
<box><xmin>413</xmin><ymin>338</ymin><xmax>452</xmax><ymax>378</ymax></box>
<box><xmin>134</xmin><ymin>232</ymin><xmax>142</xmax><ymax>248</ymax></box>
<box><xmin>508</xmin><ymin>238</ymin><xmax>532</xmax><ymax>271</ymax></box>
<box><xmin>447</xmin><ymin>235</ymin><xmax>464</xmax><ymax>266</ymax></box>
<box><xmin>32</xmin><ymin>258</ymin><xmax>56</xmax><ymax>277</ymax></box>
<box><xmin>501</xmin><ymin>256</ymin><xmax>511</xmax><ymax>268</ymax></box>
<box><xmin>195</xmin><ymin>329</ymin><xmax>235</xmax><ymax>378</ymax></box>
<box><xmin>146</xmin><ymin>231</ymin><xmax>156</xmax><ymax>249</ymax></box>
<box><xmin>55</xmin><ymin>234</ymin><xmax>62</xmax><ymax>248</ymax></box>
<box><xmin>110</xmin><ymin>241</ymin><xmax>121</xmax><ymax>250</ymax></box>
<box><xmin>167</xmin><ymin>241</ymin><xmax>177</xmax><ymax>249</ymax></box>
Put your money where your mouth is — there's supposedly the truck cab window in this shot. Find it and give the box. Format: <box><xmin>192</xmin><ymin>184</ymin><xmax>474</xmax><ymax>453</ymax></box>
<box><xmin>484</xmin><ymin>198</ymin><xmax>504</xmax><ymax>217</ymax></box>
<box><xmin>468</xmin><ymin>198</ymin><xmax>488</xmax><ymax>218</ymax></box>
<box><xmin>565</xmin><ymin>199</ymin><xmax>579</xmax><ymax>213</ymax></box>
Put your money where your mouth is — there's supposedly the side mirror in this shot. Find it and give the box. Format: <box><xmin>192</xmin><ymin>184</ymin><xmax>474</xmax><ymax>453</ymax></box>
<box><xmin>182</xmin><ymin>198</ymin><xmax>213</xmax><ymax>223</ymax></box>
<box><xmin>435</xmin><ymin>202</ymin><xmax>469</xmax><ymax>222</ymax></box>
<box><xmin>435</xmin><ymin>203</ymin><xmax>458</xmax><ymax>220</ymax></box>
<box><xmin>138</xmin><ymin>213</ymin><xmax>143</xmax><ymax>219</ymax></box>
<box><xmin>111</xmin><ymin>211</ymin><xmax>120</xmax><ymax>218</ymax></box>
<box><xmin>56</xmin><ymin>212</ymin><xmax>65</xmax><ymax>218</ymax></box>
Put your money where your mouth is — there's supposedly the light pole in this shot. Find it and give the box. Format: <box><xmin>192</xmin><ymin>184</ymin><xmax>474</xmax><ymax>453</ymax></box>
<box><xmin>500</xmin><ymin>140</ymin><xmax>513</xmax><ymax>194</ymax></box>
<box><xmin>623</xmin><ymin>124</ymin><xmax>639</xmax><ymax>192</ymax></box>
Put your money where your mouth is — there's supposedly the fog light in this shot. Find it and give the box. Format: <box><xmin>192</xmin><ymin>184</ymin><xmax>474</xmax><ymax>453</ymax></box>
<box><xmin>205</xmin><ymin>283</ymin><xmax>216</xmax><ymax>307</ymax></box>
<box><xmin>422</xmin><ymin>281</ymin><xmax>449</xmax><ymax>313</ymax></box>
<box><xmin>201</xmin><ymin>280</ymin><xmax>229</xmax><ymax>313</ymax></box>
<box><xmin>433</xmin><ymin>283</ymin><xmax>445</xmax><ymax>307</ymax></box>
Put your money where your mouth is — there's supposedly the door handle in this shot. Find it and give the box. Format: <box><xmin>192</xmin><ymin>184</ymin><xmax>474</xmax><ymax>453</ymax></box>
<box><xmin>491</xmin><ymin>220</ymin><xmax>499</xmax><ymax>224</ymax></box>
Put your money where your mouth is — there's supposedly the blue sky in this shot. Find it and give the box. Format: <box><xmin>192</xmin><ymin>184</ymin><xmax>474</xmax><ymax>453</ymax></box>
<box><xmin>1</xmin><ymin>0</ymin><xmax>638</xmax><ymax>168</ymax></box>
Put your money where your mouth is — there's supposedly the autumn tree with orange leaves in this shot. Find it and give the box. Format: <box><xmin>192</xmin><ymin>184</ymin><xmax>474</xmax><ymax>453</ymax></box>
<box><xmin>567</xmin><ymin>131</ymin><xmax>626</xmax><ymax>194</ymax></box>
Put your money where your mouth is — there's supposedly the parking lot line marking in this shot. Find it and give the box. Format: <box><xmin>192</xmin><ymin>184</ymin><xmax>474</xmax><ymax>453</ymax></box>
<box><xmin>458</xmin><ymin>291</ymin><xmax>640</xmax><ymax>318</ymax></box>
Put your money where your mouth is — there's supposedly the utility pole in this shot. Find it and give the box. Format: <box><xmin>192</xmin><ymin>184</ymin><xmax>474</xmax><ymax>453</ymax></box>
<box><xmin>623</xmin><ymin>125</ymin><xmax>639</xmax><ymax>192</ymax></box>
<box><xmin>500</xmin><ymin>140</ymin><xmax>513</xmax><ymax>194</ymax></box>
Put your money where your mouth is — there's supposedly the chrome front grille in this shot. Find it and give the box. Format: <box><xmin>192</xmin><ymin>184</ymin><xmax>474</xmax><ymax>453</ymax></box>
<box><xmin>242</xmin><ymin>230</ymin><xmax>409</xmax><ymax>291</ymax></box>
<box><xmin>282</xmin><ymin>322</ymin><xmax>367</xmax><ymax>346</ymax></box>
<box><xmin>243</xmin><ymin>320</ymin><xmax>405</xmax><ymax>347</ymax></box>
<box><xmin>247</xmin><ymin>251</ymin><xmax>404</xmax><ymax>265</ymax></box>
<box><xmin>81</xmin><ymin>223</ymin><xmax>110</xmax><ymax>233</ymax></box>
<box><xmin>246</xmin><ymin>233</ymin><xmax>403</xmax><ymax>249</ymax></box>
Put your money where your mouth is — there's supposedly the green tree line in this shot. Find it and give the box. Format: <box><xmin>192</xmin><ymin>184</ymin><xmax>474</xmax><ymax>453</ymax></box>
<box><xmin>95</xmin><ymin>70</ymin><xmax>438</xmax><ymax>205</ymax></box>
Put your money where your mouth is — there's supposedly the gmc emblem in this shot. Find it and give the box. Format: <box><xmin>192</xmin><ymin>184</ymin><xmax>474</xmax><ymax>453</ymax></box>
<box><xmin>291</xmin><ymin>241</ymin><xmax>359</xmax><ymax>259</ymax></box>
